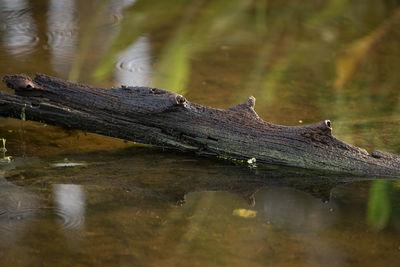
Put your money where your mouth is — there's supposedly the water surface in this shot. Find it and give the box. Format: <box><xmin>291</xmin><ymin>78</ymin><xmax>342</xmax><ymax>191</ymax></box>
<box><xmin>0</xmin><ymin>0</ymin><xmax>399</xmax><ymax>266</ymax></box>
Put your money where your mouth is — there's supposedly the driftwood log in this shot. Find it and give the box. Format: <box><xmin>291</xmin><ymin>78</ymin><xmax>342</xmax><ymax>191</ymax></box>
<box><xmin>0</xmin><ymin>73</ymin><xmax>399</xmax><ymax>177</ymax></box>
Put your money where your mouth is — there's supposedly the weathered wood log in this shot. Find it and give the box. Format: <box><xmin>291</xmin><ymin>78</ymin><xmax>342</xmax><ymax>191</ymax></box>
<box><xmin>1</xmin><ymin>73</ymin><xmax>399</xmax><ymax>176</ymax></box>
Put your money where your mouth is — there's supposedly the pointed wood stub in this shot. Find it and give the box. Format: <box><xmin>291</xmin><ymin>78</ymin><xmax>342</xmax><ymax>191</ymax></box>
<box><xmin>228</xmin><ymin>96</ymin><xmax>259</xmax><ymax>119</ymax></box>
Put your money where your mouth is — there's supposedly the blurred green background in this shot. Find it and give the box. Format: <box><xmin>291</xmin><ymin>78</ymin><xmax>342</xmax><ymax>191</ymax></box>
<box><xmin>1</xmin><ymin>1</ymin><xmax>400</xmax><ymax>265</ymax></box>
<box><xmin>1</xmin><ymin>0</ymin><xmax>399</xmax><ymax>155</ymax></box>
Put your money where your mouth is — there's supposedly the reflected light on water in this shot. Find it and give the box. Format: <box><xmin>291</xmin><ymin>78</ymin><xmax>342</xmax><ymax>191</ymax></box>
<box><xmin>53</xmin><ymin>184</ymin><xmax>86</xmax><ymax>233</ymax></box>
<box><xmin>0</xmin><ymin>0</ymin><xmax>38</xmax><ymax>57</ymax></box>
<box><xmin>115</xmin><ymin>36</ymin><xmax>152</xmax><ymax>87</ymax></box>
<box><xmin>47</xmin><ymin>0</ymin><xmax>78</xmax><ymax>76</ymax></box>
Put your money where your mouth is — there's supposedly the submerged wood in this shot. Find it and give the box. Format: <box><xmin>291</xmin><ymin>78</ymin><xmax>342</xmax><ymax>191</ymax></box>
<box><xmin>1</xmin><ymin>73</ymin><xmax>399</xmax><ymax>176</ymax></box>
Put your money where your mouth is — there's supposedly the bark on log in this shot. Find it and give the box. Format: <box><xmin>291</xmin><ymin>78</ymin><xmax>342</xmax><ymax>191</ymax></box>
<box><xmin>1</xmin><ymin>73</ymin><xmax>400</xmax><ymax>176</ymax></box>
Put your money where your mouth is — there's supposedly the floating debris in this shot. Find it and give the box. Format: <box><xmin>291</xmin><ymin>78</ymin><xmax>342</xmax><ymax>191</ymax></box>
<box><xmin>232</xmin><ymin>209</ymin><xmax>257</xmax><ymax>218</ymax></box>
<box><xmin>247</xmin><ymin>157</ymin><xmax>256</xmax><ymax>164</ymax></box>
<box><xmin>247</xmin><ymin>157</ymin><xmax>257</xmax><ymax>168</ymax></box>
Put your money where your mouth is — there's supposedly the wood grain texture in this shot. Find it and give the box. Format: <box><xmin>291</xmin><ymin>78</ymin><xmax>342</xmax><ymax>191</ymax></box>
<box><xmin>1</xmin><ymin>73</ymin><xmax>400</xmax><ymax>176</ymax></box>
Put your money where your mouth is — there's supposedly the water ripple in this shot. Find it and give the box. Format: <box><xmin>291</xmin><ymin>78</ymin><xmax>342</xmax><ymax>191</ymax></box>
<box><xmin>105</xmin><ymin>0</ymin><xmax>136</xmax><ymax>27</ymax></box>
<box><xmin>115</xmin><ymin>36</ymin><xmax>153</xmax><ymax>87</ymax></box>
<box><xmin>53</xmin><ymin>206</ymin><xmax>85</xmax><ymax>231</ymax></box>
<box><xmin>0</xmin><ymin>187</ymin><xmax>39</xmax><ymax>245</ymax></box>
<box><xmin>53</xmin><ymin>184</ymin><xmax>86</xmax><ymax>231</ymax></box>
<box><xmin>117</xmin><ymin>59</ymin><xmax>152</xmax><ymax>74</ymax></box>
<box><xmin>1</xmin><ymin>7</ymin><xmax>39</xmax><ymax>56</ymax></box>
<box><xmin>107</xmin><ymin>12</ymin><xmax>124</xmax><ymax>27</ymax></box>
<box><xmin>46</xmin><ymin>29</ymin><xmax>77</xmax><ymax>49</ymax></box>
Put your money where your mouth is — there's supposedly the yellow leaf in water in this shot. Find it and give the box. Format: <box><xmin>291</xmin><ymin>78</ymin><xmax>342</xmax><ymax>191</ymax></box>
<box><xmin>232</xmin><ymin>209</ymin><xmax>257</xmax><ymax>218</ymax></box>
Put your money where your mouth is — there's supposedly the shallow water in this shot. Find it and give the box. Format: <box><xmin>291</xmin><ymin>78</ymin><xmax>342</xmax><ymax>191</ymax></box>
<box><xmin>0</xmin><ymin>0</ymin><xmax>400</xmax><ymax>266</ymax></box>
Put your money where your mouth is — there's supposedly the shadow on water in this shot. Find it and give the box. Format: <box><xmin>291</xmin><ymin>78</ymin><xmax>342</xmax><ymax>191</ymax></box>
<box><xmin>0</xmin><ymin>147</ymin><xmax>381</xmax><ymax>206</ymax></box>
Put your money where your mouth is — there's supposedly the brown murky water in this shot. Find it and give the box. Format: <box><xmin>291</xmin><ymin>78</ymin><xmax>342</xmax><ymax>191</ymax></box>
<box><xmin>0</xmin><ymin>0</ymin><xmax>400</xmax><ymax>266</ymax></box>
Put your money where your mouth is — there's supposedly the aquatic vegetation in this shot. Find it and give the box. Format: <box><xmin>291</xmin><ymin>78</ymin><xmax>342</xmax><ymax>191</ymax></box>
<box><xmin>0</xmin><ymin>138</ymin><xmax>11</xmax><ymax>163</ymax></box>
<box><xmin>20</xmin><ymin>104</ymin><xmax>26</xmax><ymax>122</ymax></box>
<box><xmin>367</xmin><ymin>180</ymin><xmax>391</xmax><ymax>230</ymax></box>
<box><xmin>1</xmin><ymin>138</ymin><xmax>6</xmax><ymax>156</ymax></box>
<box><xmin>19</xmin><ymin>104</ymin><xmax>26</xmax><ymax>134</ymax></box>
<box><xmin>367</xmin><ymin>180</ymin><xmax>400</xmax><ymax>231</ymax></box>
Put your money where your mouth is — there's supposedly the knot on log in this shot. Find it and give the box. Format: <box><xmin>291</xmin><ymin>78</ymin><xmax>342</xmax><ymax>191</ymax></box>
<box><xmin>2</xmin><ymin>74</ymin><xmax>46</xmax><ymax>97</ymax></box>
<box><xmin>175</xmin><ymin>95</ymin><xmax>186</xmax><ymax>106</ymax></box>
<box><xmin>308</xmin><ymin>120</ymin><xmax>333</xmax><ymax>133</ymax></box>
<box><xmin>300</xmin><ymin>120</ymin><xmax>333</xmax><ymax>144</ymax></box>
<box><xmin>324</xmin><ymin>120</ymin><xmax>332</xmax><ymax>130</ymax></box>
<box><xmin>3</xmin><ymin>74</ymin><xmax>34</xmax><ymax>90</ymax></box>
<box><xmin>123</xmin><ymin>88</ymin><xmax>187</xmax><ymax>113</ymax></box>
